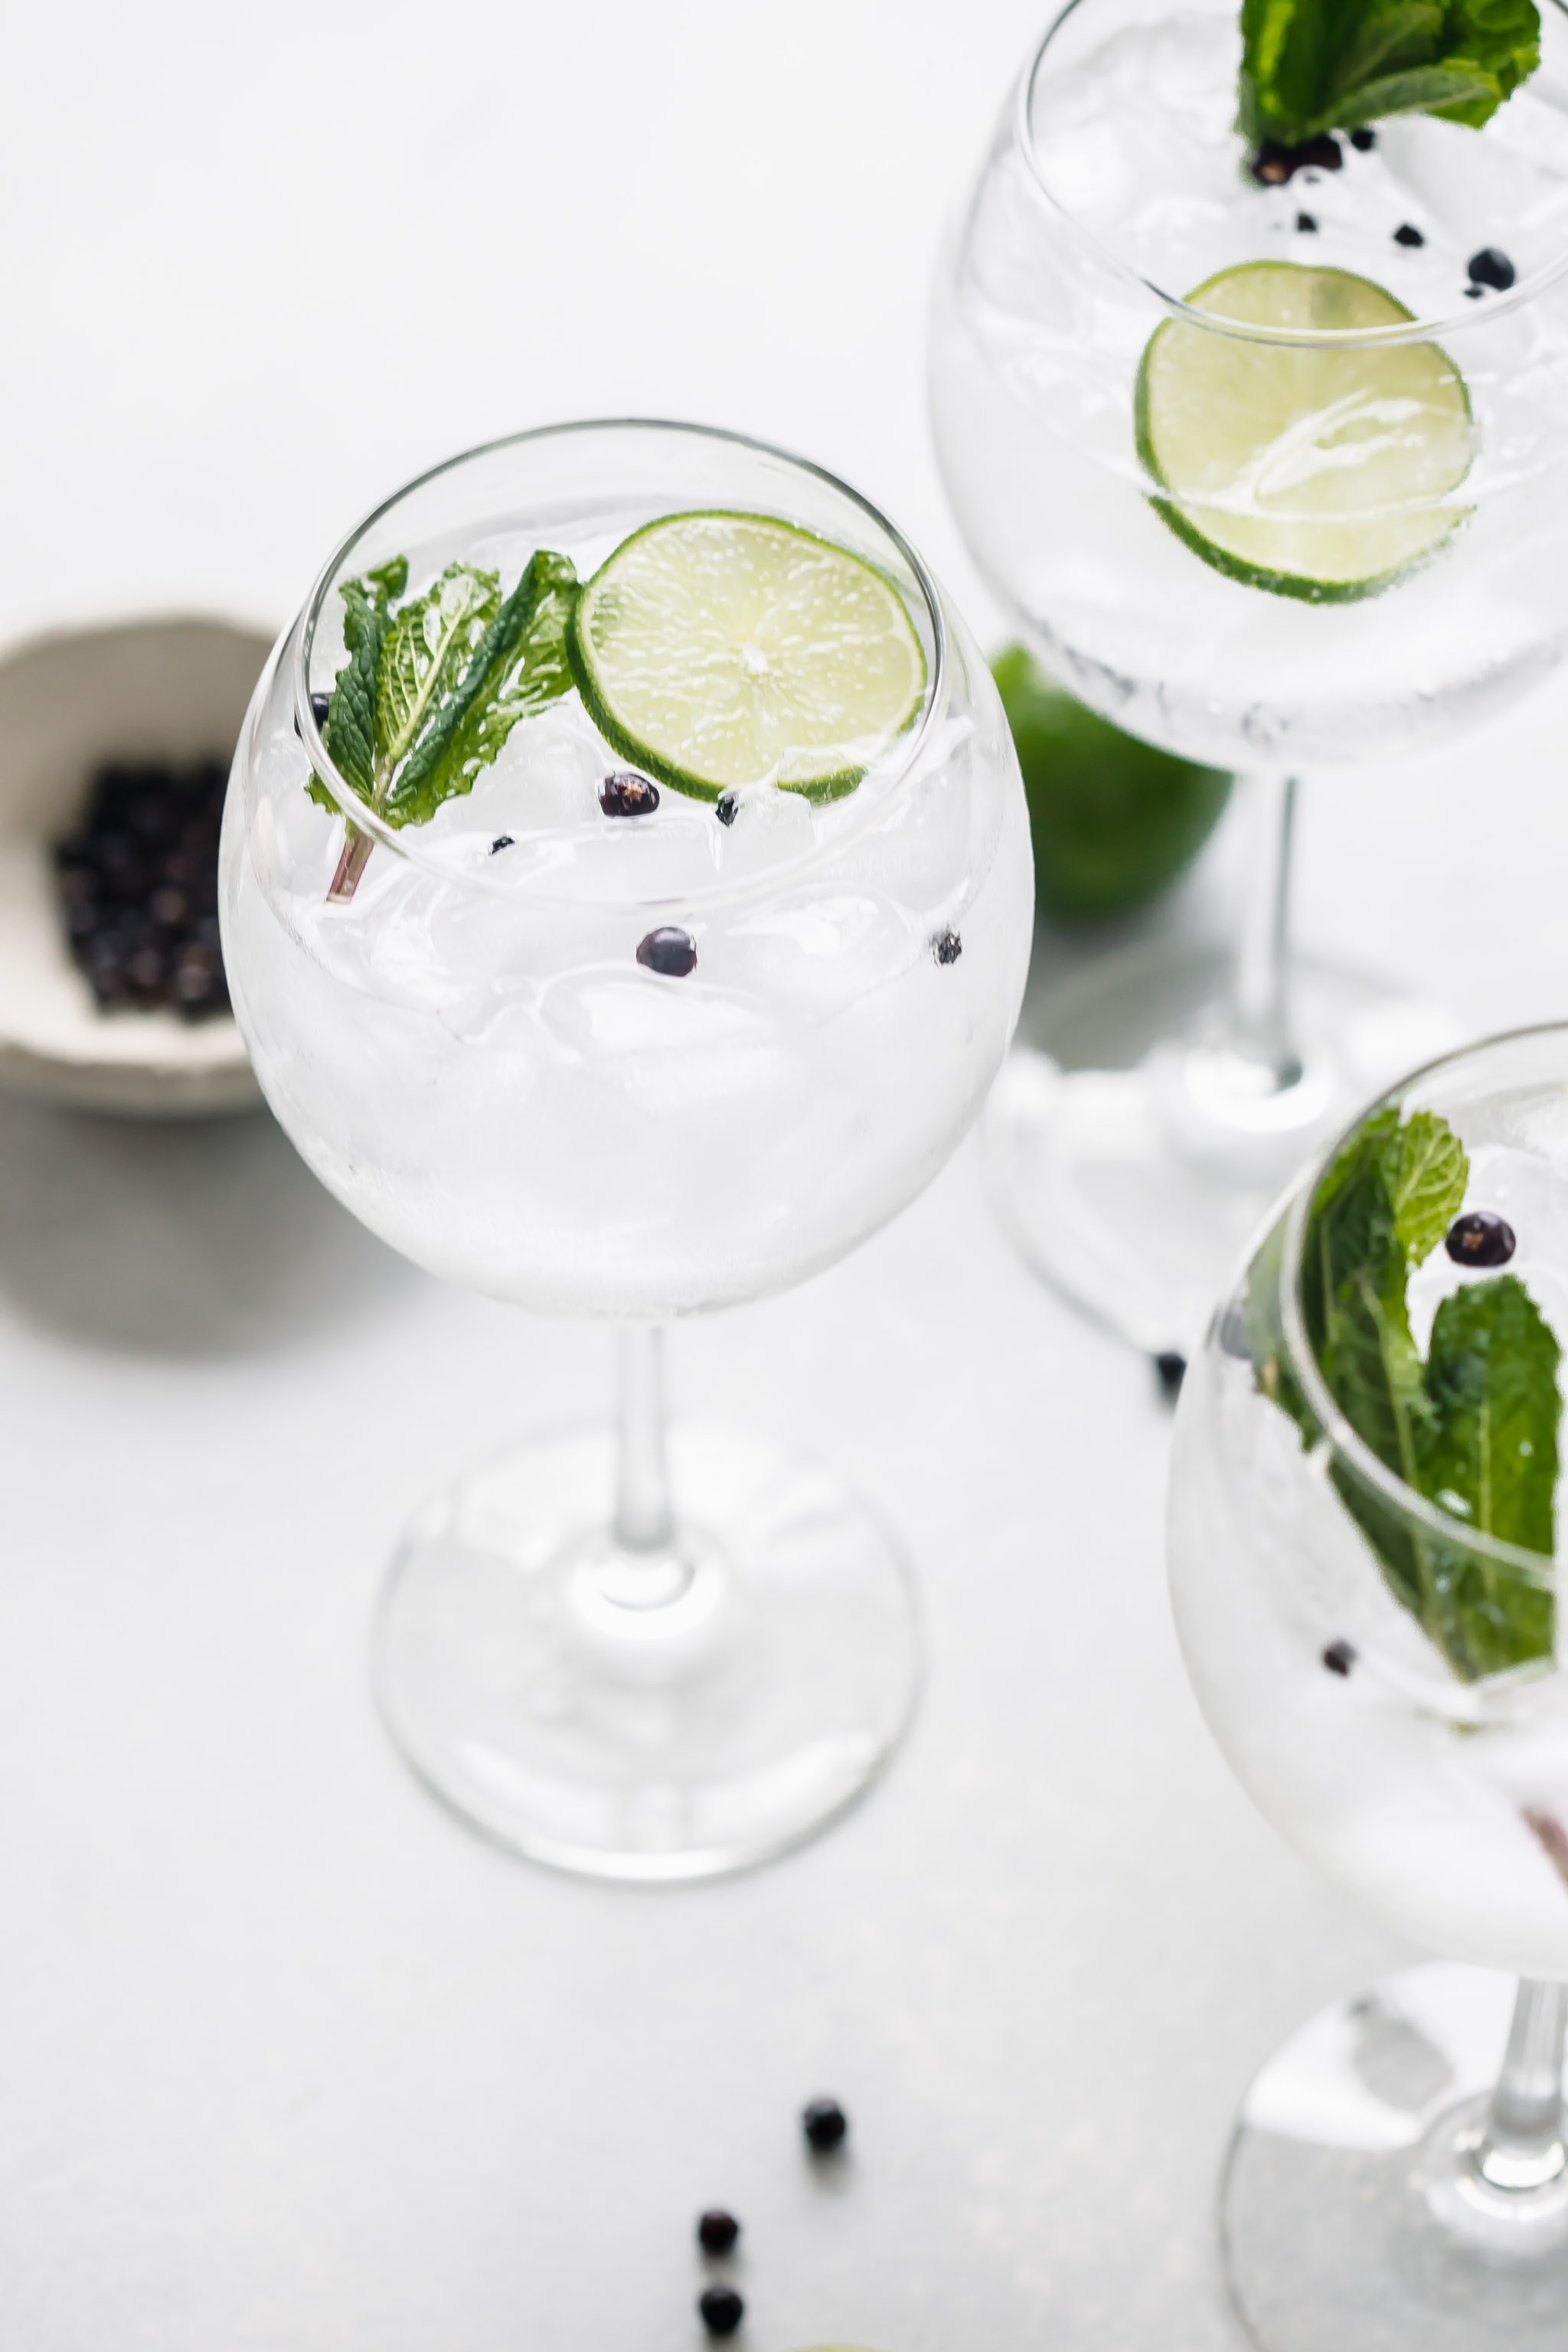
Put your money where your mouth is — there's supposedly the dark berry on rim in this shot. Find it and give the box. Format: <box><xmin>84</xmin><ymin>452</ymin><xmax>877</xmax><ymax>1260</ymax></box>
<box><xmin>697</xmin><ymin>2209</ymin><xmax>740</xmax><ymax>2254</ymax></box>
<box><xmin>1393</xmin><ymin>223</ymin><xmax>1425</xmax><ymax>247</ymax></box>
<box><xmin>1295</xmin><ymin>211</ymin><xmax>1318</xmax><ymax>233</ymax></box>
<box><xmin>1154</xmin><ymin>1350</ymin><xmax>1187</xmax><ymax>1400</ymax></box>
<box><xmin>1322</xmin><ymin>1641</ymin><xmax>1356</xmax><ymax>1678</ymax></box>
<box><xmin>1349</xmin><ymin>126</ymin><xmax>1377</xmax><ymax>151</ymax></box>
<box><xmin>599</xmin><ymin>771</ymin><xmax>660</xmax><ymax>818</ymax></box>
<box><xmin>802</xmin><ymin>2096</ymin><xmax>848</xmax><ymax>2151</ymax></box>
<box><xmin>1249</xmin><ymin>132</ymin><xmax>1341</xmax><ymax>184</ymax></box>
<box><xmin>636</xmin><ymin>926</ymin><xmax>697</xmax><ymax>978</ymax></box>
<box><xmin>932</xmin><ymin>927</ymin><xmax>962</xmax><ymax>966</ymax></box>
<box><xmin>1468</xmin><ymin>247</ymin><xmax>1515</xmax><ymax>291</ymax></box>
<box><xmin>310</xmin><ymin>691</ymin><xmax>332</xmax><ymax>729</ymax></box>
<box><xmin>490</xmin><ymin>835</ymin><xmax>514</xmax><ymax>854</ymax></box>
<box><xmin>1446</xmin><ymin>1210</ymin><xmax>1516</xmax><ymax>1269</ymax></box>
<box><xmin>715</xmin><ymin>791</ymin><xmax>739</xmax><ymax>828</ymax></box>
<box><xmin>699</xmin><ymin>2285</ymin><xmax>744</xmax><ymax>2337</ymax></box>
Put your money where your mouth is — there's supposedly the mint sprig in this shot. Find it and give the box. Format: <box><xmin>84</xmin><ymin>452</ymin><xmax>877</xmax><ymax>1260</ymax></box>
<box><xmin>377</xmin><ymin>562</ymin><xmax>500</xmax><ymax>781</ymax></box>
<box><xmin>384</xmin><ymin>553</ymin><xmax>577</xmax><ymax>828</ymax></box>
<box><xmin>308</xmin><ymin>549</ymin><xmax>579</xmax><ymax>899</ymax></box>
<box><xmin>315</xmin><ymin>557</ymin><xmax>406</xmax><ymax>807</ymax></box>
<box><xmin>1249</xmin><ymin>1106</ymin><xmax>1560</xmax><ymax>1681</ymax></box>
<box><xmin>1240</xmin><ymin>0</ymin><xmax>1541</xmax><ymax>149</ymax></box>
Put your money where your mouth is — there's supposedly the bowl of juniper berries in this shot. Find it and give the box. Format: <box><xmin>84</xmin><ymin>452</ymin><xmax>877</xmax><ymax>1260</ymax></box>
<box><xmin>0</xmin><ymin>613</ymin><xmax>271</xmax><ymax>1116</ymax></box>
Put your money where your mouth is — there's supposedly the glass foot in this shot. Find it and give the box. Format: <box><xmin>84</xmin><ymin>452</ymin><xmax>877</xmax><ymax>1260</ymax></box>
<box><xmin>374</xmin><ymin>1423</ymin><xmax>921</xmax><ymax>1882</ymax></box>
<box><xmin>1224</xmin><ymin>1964</ymin><xmax>1568</xmax><ymax>2352</ymax></box>
<box><xmin>984</xmin><ymin>939</ymin><xmax>1463</xmax><ymax>1354</ymax></box>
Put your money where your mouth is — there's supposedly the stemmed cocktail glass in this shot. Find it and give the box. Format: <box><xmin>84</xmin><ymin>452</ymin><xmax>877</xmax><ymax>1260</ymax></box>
<box><xmin>1170</xmin><ymin>1026</ymin><xmax>1568</xmax><ymax>2352</ymax></box>
<box><xmin>220</xmin><ymin>420</ymin><xmax>1034</xmax><ymax>1881</ymax></box>
<box><xmin>930</xmin><ymin>0</ymin><xmax>1568</xmax><ymax>1356</ymax></box>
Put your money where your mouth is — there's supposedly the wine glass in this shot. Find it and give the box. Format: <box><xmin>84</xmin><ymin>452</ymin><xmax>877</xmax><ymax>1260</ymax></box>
<box><xmin>1169</xmin><ymin>1024</ymin><xmax>1568</xmax><ymax>2352</ymax></box>
<box><xmin>219</xmin><ymin>420</ymin><xmax>1034</xmax><ymax>1881</ymax></box>
<box><xmin>929</xmin><ymin>0</ymin><xmax>1568</xmax><ymax>1357</ymax></box>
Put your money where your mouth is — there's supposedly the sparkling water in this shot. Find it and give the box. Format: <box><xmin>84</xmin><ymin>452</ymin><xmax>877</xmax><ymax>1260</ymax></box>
<box><xmin>222</xmin><ymin>496</ymin><xmax>1033</xmax><ymax>1318</ymax></box>
<box><xmin>931</xmin><ymin>0</ymin><xmax>1568</xmax><ymax>768</ymax></box>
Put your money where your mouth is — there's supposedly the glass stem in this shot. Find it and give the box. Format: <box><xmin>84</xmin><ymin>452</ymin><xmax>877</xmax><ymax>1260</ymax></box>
<box><xmin>613</xmin><ymin>1324</ymin><xmax>675</xmax><ymax>1555</ymax></box>
<box><xmin>1475</xmin><ymin>1978</ymin><xmax>1568</xmax><ymax>2194</ymax></box>
<box><xmin>1228</xmin><ymin>773</ymin><xmax>1301</xmax><ymax>1088</ymax></box>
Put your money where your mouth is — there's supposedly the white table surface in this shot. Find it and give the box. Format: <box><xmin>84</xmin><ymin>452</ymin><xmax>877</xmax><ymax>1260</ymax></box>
<box><xmin>2</xmin><ymin>3</ymin><xmax>1567</xmax><ymax>2346</ymax></box>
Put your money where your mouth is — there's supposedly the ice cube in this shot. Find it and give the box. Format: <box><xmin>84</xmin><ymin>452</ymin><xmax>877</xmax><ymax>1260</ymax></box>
<box><xmin>540</xmin><ymin>969</ymin><xmax>766</xmax><ymax>1060</ymax></box>
<box><xmin>714</xmin><ymin>887</ymin><xmax>917</xmax><ymax>1012</ymax></box>
<box><xmin>839</xmin><ymin>740</ymin><xmax>973</xmax><ymax>922</ymax></box>
<box><xmin>712</xmin><ymin>787</ymin><xmax>818</xmax><ymax>880</ymax></box>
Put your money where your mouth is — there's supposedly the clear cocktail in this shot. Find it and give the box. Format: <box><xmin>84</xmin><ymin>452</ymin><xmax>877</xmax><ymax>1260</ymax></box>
<box><xmin>1171</xmin><ymin>1026</ymin><xmax>1568</xmax><ymax>2350</ymax></box>
<box><xmin>931</xmin><ymin>0</ymin><xmax>1568</xmax><ymax>1355</ymax></box>
<box><xmin>221</xmin><ymin>420</ymin><xmax>1034</xmax><ymax>1879</ymax></box>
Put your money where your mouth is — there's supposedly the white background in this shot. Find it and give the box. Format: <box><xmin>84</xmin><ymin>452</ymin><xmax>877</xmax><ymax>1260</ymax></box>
<box><xmin>0</xmin><ymin>2</ymin><xmax>1564</xmax><ymax>2345</ymax></box>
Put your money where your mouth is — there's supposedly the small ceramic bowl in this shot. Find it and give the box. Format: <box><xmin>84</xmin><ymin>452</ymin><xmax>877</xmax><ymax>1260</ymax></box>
<box><xmin>0</xmin><ymin>614</ymin><xmax>273</xmax><ymax>1116</ymax></box>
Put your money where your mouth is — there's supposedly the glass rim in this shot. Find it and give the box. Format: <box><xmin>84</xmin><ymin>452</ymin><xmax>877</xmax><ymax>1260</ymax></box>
<box><xmin>290</xmin><ymin>416</ymin><xmax>952</xmax><ymax>917</ymax></box>
<box><xmin>1275</xmin><ymin>1018</ymin><xmax>1568</xmax><ymax>1588</ymax></box>
<box><xmin>1017</xmin><ymin>0</ymin><xmax>1568</xmax><ymax>349</ymax></box>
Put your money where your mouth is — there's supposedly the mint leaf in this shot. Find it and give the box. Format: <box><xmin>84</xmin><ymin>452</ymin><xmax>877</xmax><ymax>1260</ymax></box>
<box><xmin>1387</xmin><ymin>1107</ymin><xmax>1468</xmax><ymax>1263</ymax></box>
<box><xmin>1240</xmin><ymin>0</ymin><xmax>1540</xmax><ymax>146</ymax></box>
<box><xmin>447</xmin><ymin>550</ymin><xmax>578</xmax><ymax>772</ymax></box>
<box><xmin>1423</xmin><ymin>1277</ymin><xmax>1560</xmax><ymax>1548</ymax></box>
<box><xmin>311</xmin><ymin>557</ymin><xmax>407</xmax><ymax>812</ymax></box>
<box><xmin>1248</xmin><ymin>1106</ymin><xmax>1561</xmax><ymax>1679</ymax></box>
<box><xmin>375</xmin><ymin>562</ymin><xmax>499</xmax><ymax>779</ymax></box>
<box><xmin>382</xmin><ymin>550</ymin><xmax>578</xmax><ymax>828</ymax></box>
<box><xmin>1245</xmin><ymin>1212</ymin><xmax>1322</xmax><ymax>1438</ymax></box>
<box><xmin>1379</xmin><ymin>1276</ymin><xmax>1560</xmax><ymax>1679</ymax></box>
<box><xmin>1250</xmin><ymin>1111</ymin><xmax>1442</xmax><ymax>1625</ymax></box>
<box><xmin>1239</xmin><ymin>0</ymin><xmax>1344</xmax><ymax>146</ymax></box>
<box><xmin>1301</xmin><ymin>1107</ymin><xmax>1446</xmax><ymax>1485</ymax></box>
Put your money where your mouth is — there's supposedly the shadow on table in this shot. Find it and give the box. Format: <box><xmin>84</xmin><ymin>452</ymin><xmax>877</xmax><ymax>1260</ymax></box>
<box><xmin>0</xmin><ymin>1093</ymin><xmax>412</xmax><ymax>1355</ymax></box>
<box><xmin>1013</xmin><ymin>864</ymin><xmax>1226</xmax><ymax>1066</ymax></box>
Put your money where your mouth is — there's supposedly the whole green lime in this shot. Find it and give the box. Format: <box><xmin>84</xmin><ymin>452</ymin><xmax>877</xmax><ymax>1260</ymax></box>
<box><xmin>994</xmin><ymin>644</ymin><xmax>1231</xmax><ymax>920</ymax></box>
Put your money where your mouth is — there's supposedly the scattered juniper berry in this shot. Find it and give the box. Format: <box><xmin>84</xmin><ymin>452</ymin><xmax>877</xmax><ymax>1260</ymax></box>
<box><xmin>802</xmin><ymin>2097</ymin><xmax>848</xmax><ymax>2152</ymax></box>
<box><xmin>699</xmin><ymin>2286</ymin><xmax>744</xmax><ymax>2337</ymax></box>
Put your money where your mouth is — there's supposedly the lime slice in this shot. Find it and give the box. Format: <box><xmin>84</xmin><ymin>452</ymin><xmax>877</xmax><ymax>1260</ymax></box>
<box><xmin>1135</xmin><ymin>263</ymin><xmax>1474</xmax><ymax>603</ymax></box>
<box><xmin>569</xmin><ymin>511</ymin><xmax>927</xmax><ymax>802</ymax></box>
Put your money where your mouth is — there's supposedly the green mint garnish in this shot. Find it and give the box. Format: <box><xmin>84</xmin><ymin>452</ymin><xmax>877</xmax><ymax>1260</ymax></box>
<box><xmin>1249</xmin><ymin>1105</ymin><xmax>1560</xmax><ymax>1681</ymax></box>
<box><xmin>307</xmin><ymin>548</ymin><xmax>578</xmax><ymax>898</ymax></box>
<box><xmin>308</xmin><ymin>557</ymin><xmax>406</xmax><ymax>813</ymax></box>
<box><xmin>1240</xmin><ymin>0</ymin><xmax>1541</xmax><ymax>149</ymax></box>
<box><xmin>377</xmin><ymin>562</ymin><xmax>501</xmax><ymax>782</ymax></box>
<box><xmin>384</xmin><ymin>552</ymin><xmax>577</xmax><ymax>827</ymax></box>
